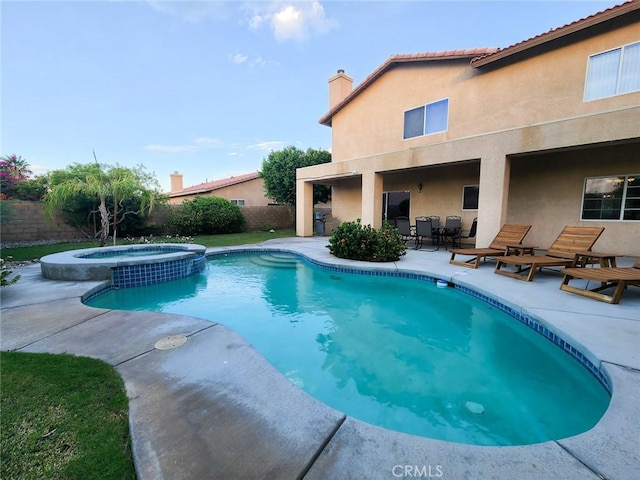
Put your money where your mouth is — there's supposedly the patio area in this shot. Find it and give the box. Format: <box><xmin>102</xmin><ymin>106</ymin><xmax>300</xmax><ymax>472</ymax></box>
<box><xmin>1</xmin><ymin>236</ymin><xmax>638</xmax><ymax>479</ymax></box>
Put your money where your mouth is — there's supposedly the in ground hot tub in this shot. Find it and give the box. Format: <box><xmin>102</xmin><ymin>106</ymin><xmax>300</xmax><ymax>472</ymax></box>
<box><xmin>40</xmin><ymin>243</ymin><xmax>207</xmax><ymax>286</ymax></box>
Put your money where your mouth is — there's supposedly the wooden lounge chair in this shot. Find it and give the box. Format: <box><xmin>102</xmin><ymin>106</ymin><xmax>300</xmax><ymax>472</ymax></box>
<box><xmin>449</xmin><ymin>224</ymin><xmax>532</xmax><ymax>268</ymax></box>
<box><xmin>560</xmin><ymin>259</ymin><xmax>640</xmax><ymax>304</ymax></box>
<box><xmin>494</xmin><ymin>226</ymin><xmax>605</xmax><ymax>282</ymax></box>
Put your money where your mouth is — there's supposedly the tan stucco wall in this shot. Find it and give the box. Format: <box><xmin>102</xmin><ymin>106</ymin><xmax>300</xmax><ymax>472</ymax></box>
<box><xmin>507</xmin><ymin>143</ymin><xmax>640</xmax><ymax>254</ymax></box>
<box><xmin>168</xmin><ymin>178</ymin><xmax>271</xmax><ymax>206</ymax></box>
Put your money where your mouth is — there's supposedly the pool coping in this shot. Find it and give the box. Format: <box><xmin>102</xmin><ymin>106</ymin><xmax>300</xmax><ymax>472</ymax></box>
<box><xmin>1</xmin><ymin>237</ymin><xmax>638</xmax><ymax>479</ymax></box>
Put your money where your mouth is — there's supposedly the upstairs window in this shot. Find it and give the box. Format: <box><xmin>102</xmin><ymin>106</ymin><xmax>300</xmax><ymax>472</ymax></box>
<box><xmin>584</xmin><ymin>42</ymin><xmax>640</xmax><ymax>101</ymax></box>
<box><xmin>403</xmin><ymin>98</ymin><xmax>449</xmax><ymax>139</ymax></box>
<box><xmin>581</xmin><ymin>174</ymin><xmax>640</xmax><ymax>221</ymax></box>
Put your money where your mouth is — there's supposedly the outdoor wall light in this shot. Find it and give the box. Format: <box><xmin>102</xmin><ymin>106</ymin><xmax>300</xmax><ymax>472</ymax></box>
<box><xmin>418</xmin><ymin>182</ymin><xmax>423</xmax><ymax>193</ymax></box>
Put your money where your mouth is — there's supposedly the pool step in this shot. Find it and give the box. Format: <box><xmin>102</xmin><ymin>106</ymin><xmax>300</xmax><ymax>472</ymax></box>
<box><xmin>250</xmin><ymin>255</ymin><xmax>300</xmax><ymax>269</ymax></box>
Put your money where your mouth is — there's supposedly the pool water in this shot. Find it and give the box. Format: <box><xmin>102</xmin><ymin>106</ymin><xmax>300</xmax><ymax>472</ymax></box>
<box><xmin>87</xmin><ymin>252</ymin><xmax>610</xmax><ymax>446</ymax></box>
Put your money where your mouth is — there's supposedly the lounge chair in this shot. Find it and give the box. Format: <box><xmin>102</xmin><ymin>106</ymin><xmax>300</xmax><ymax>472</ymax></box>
<box><xmin>449</xmin><ymin>224</ymin><xmax>532</xmax><ymax>268</ymax></box>
<box><xmin>560</xmin><ymin>258</ymin><xmax>640</xmax><ymax>304</ymax></box>
<box><xmin>493</xmin><ymin>226</ymin><xmax>605</xmax><ymax>282</ymax></box>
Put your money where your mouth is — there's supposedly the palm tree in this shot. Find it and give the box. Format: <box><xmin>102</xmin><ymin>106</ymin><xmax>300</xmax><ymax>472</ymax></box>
<box><xmin>1</xmin><ymin>154</ymin><xmax>33</xmax><ymax>197</ymax></box>
<box><xmin>0</xmin><ymin>154</ymin><xmax>32</xmax><ymax>181</ymax></box>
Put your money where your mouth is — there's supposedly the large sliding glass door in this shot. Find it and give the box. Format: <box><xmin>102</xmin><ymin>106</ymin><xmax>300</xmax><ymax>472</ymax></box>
<box><xmin>382</xmin><ymin>190</ymin><xmax>410</xmax><ymax>224</ymax></box>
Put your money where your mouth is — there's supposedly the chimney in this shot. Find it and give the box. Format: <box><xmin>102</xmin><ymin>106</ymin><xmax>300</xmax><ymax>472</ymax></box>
<box><xmin>328</xmin><ymin>69</ymin><xmax>353</xmax><ymax>109</ymax></box>
<box><xmin>170</xmin><ymin>171</ymin><xmax>183</xmax><ymax>193</ymax></box>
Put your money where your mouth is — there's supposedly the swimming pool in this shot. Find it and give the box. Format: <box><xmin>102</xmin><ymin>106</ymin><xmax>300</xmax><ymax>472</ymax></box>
<box><xmin>86</xmin><ymin>251</ymin><xmax>610</xmax><ymax>446</ymax></box>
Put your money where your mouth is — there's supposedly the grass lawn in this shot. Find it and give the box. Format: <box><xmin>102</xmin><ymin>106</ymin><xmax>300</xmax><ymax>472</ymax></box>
<box><xmin>0</xmin><ymin>352</ymin><xmax>136</xmax><ymax>480</ymax></box>
<box><xmin>0</xmin><ymin>229</ymin><xmax>296</xmax><ymax>263</ymax></box>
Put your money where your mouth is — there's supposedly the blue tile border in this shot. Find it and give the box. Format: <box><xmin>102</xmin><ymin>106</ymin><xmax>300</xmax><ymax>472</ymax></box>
<box><xmin>82</xmin><ymin>253</ymin><xmax>207</xmax><ymax>302</ymax></box>
<box><xmin>208</xmin><ymin>248</ymin><xmax>612</xmax><ymax>394</ymax></box>
<box><xmin>111</xmin><ymin>253</ymin><xmax>206</xmax><ymax>288</ymax></box>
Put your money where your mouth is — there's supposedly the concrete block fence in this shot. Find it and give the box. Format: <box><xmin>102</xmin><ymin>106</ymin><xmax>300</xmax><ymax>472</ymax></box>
<box><xmin>1</xmin><ymin>201</ymin><xmax>296</xmax><ymax>244</ymax></box>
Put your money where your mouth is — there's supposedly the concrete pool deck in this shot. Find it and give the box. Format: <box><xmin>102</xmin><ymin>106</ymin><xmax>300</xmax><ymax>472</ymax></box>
<box><xmin>1</xmin><ymin>237</ymin><xmax>638</xmax><ymax>480</ymax></box>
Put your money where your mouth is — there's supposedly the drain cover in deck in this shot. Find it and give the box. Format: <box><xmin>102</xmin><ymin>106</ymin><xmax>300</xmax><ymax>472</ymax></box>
<box><xmin>154</xmin><ymin>334</ymin><xmax>188</xmax><ymax>350</ymax></box>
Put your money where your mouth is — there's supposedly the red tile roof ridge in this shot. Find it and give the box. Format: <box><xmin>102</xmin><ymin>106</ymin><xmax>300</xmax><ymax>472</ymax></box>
<box><xmin>471</xmin><ymin>0</ymin><xmax>639</xmax><ymax>66</ymax></box>
<box><xmin>390</xmin><ymin>48</ymin><xmax>499</xmax><ymax>61</ymax></box>
<box><xmin>171</xmin><ymin>171</ymin><xmax>260</xmax><ymax>196</ymax></box>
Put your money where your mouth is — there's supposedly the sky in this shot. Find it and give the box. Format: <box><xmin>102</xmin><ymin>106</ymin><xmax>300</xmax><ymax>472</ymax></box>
<box><xmin>1</xmin><ymin>0</ymin><xmax>618</xmax><ymax>193</ymax></box>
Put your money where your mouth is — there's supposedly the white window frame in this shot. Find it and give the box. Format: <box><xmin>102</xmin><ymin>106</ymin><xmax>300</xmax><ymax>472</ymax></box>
<box><xmin>230</xmin><ymin>199</ymin><xmax>245</xmax><ymax>206</ymax></box>
<box><xmin>584</xmin><ymin>41</ymin><xmax>640</xmax><ymax>102</ymax></box>
<box><xmin>403</xmin><ymin>98</ymin><xmax>449</xmax><ymax>140</ymax></box>
<box><xmin>580</xmin><ymin>174</ymin><xmax>640</xmax><ymax>221</ymax></box>
<box><xmin>461</xmin><ymin>185</ymin><xmax>479</xmax><ymax>211</ymax></box>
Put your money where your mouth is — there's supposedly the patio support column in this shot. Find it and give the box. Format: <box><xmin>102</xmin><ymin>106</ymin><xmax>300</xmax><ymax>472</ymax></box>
<box><xmin>477</xmin><ymin>154</ymin><xmax>510</xmax><ymax>247</ymax></box>
<box><xmin>361</xmin><ymin>171</ymin><xmax>383</xmax><ymax>229</ymax></box>
<box><xmin>296</xmin><ymin>180</ymin><xmax>314</xmax><ymax>237</ymax></box>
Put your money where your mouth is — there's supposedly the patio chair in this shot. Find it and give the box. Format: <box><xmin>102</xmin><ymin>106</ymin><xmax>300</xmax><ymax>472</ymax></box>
<box><xmin>440</xmin><ymin>216</ymin><xmax>462</xmax><ymax>249</ymax></box>
<box><xmin>455</xmin><ymin>217</ymin><xmax>477</xmax><ymax>247</ymax></box>
<box><xmin>559</xmin><ymin>258</ymin><xmax>640</xmax><ymax>304</ymax></box>
<box><xmin>449</xmin><ymin>224</ymin><xmax>532</xmax><ymax>268</ymax></box>
<box><xmin>493</xmin><ymin>226</ymin><xmax>605</xmax><ymax>282</ymax></box>
<box><xmin>395</xmin><ymin>217</ymin><xmax>414</xmax><ymax>245</ymax></box>
<box><xmin>414</xmin><ymin>217</ymin><xmax>436</xmax><ymax>250</ymax></box>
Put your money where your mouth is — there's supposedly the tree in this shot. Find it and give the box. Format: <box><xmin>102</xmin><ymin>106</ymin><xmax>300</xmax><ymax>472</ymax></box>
<box><xmin>45</xmin><ymin>157</ymin><xmax>162</xmax><ymax>246</ymax></box>
<box><xmin>0</xmin><ymin>154</ymin><xmax>34</xmax><ymax>199</ymax></box>
<box><xmin>259</xmin><ymin>146</ymin><xmax>331</xmax><ymax>206</ymax></box>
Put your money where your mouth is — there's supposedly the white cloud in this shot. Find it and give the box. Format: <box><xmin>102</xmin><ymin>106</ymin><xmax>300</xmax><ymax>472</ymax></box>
<box><xmin>229</xmin><ymin>52</ymin><xmax>248</xmax><ymax>64</ymax></box>
<box><xmin>194</xmin><ymin>137</ymin><xmax>223</xmax><ymax>147</ymax></box>
<box><xmin>248</xmin><ymin>141</ymin><xmax>285</xmax><ymax>152</ymax></box>
<box><xmin>273</xmin><ymin>5</ymin><xmax>305</xmax><ymax>41</ymax></box>
<box><xmin>245</xmin><ymin>1</ymin><xmax>336</xmax><ymax>42</ymax></box>
<box><xmin>229</xmin><ymin>152</ymin><xmax>241</xmax><ymax>157</ymax></box>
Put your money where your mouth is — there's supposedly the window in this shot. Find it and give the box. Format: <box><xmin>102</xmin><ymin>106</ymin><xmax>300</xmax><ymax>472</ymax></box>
<box><xmin>581</xmin><ymin>175</ymin><xmax>640</xmax><ymax>221</ymax></box>
<box><xmin>230</xmin><ymin>199</ymin><xmax>245</xmax><ymax>206</ymax></box>
<box><xmin>584</xmin><ymin>42</ymin><xmax>640</xmax><ymax>101</ymax></box>
<box><xmin>403</xmin><ymin>98</ymin><xmax>449</xmax><ymax>139</ymax></box>
<box><xmin>462</xmin><ymin>185</ymin><xmax>479</xmax><ymax>210</ymax></box>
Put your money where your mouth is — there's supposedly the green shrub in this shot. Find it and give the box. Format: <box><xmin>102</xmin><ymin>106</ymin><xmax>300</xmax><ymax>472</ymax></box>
<box><xmin>0</xmin><ymin>258</ymin><xmax>20</xmax><ymax>287</ymax></box>
<box><xmin>327</xmin><ymin>219</ymin><xmax>406</xmax><ymax>262</ymax></box>
<box><xmin>167</xmin><ymin>196</ymin><xmax>245</xmax><ymax>236</ymax></box>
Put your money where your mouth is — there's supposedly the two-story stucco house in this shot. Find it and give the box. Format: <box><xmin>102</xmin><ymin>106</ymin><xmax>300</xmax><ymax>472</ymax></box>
<box><xmin>168</xmin><ymin>171</ymin><xmax>274</xmax><ymax>206</ymax></box>
<box><xmin>296</xmin><ymin>1</ymin><xmax>640</xmax><ymax>255</ymax></box>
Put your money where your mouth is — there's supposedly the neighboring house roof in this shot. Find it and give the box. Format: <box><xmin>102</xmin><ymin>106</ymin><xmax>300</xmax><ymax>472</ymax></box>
<box><xmin>169</xmin><ymin>172</ymin><xmax>260</xmax><ymax>198</ymax></box>
<box><xmin>319</xmin><ymin>49</ymin><xmax>498</xmax><ymax>126</ymax></box>
<box><xmin>470</xmin><ymin>0</ymin><xmax>639</xmax><ymax>67</ymax></box>
<box><xmin>319</xmin><ymin>0</ymin><xmax>639</xmax><ymax>127</ymax></box>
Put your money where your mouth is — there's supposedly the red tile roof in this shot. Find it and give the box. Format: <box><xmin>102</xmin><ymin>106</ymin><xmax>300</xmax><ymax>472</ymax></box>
<box><xmin>320</xmin><ymin>0</ymin><xmax>639</xmax><ymax>126</ymax></box>
<box><xmin>471</xmin><ymin>0</ymin><xmax>639</xmax><ymax>67</ymax></box>
<box><xmin>170</xmin><ymin>172</ymin><xmax>260</xmax><ymax>197</ymax></box>
<box><xmin>319</xmin><ymin>49</ymin><xmax>498</xmax><ymax>126</ymax></box>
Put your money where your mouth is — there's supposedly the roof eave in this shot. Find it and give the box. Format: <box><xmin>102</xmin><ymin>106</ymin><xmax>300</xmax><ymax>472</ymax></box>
<box><xmin>471</xmin><ymin>1</ymin><xmax>640</xmax><ymax>68</ymax></box>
